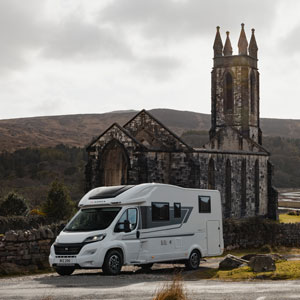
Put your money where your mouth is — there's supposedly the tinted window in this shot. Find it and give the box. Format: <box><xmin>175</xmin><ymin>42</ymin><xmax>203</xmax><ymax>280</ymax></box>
<box><xmin>64</xmin><ymin>207</ymin><xmax>121</xmax><ymax>232</ymax></box>
<box><xmin>152</xmin><ymin>202</ymin><xmax>169</xmax><ymax>221</ymax></box>
<box><xmin>199</xmin><ymin>196</ymin><xmax>211</xmax><ymax>213</ymax></box>
<box><xmin>174</xmin><ymin>203</ymin><xmax>181</xmax><ymax>218</ymax></box>
<box><xmin>115</xmin><ymin>208</ymin><xmax>137</xmax><ymax>231</ymax></box>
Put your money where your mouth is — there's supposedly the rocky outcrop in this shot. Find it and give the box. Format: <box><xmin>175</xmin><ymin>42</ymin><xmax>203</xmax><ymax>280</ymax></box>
<box><xmin>249</xmin><ymin>255</ymin><xmax>276</xmax><ymax>272</ymax></box>
<box><xmin>219</xmin><ymin>254</ymin><xmax>248</xmax><ymax>270</ymax></box>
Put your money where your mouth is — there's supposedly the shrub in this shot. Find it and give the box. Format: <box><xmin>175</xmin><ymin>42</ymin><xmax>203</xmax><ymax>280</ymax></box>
<box><xmin>0</xmin><ymin>215</ymin><xmax>48</xmax><ymax>234</ymax></box>
<box><xmin>0</xmin><ymin>192</ymin><xmax>29</xmax><ymax>216</ymax></box>
<box><xmin>42</xmin><ymin>180</ymin><xmax>75</xmax><ymax>222</ymax></box>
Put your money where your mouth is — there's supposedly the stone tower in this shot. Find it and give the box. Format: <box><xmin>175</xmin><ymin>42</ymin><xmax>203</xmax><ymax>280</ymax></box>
<box><xmin>210</xmin><ymin>24</ymin><xmax>262</xmax><ymax>145</ymax></box>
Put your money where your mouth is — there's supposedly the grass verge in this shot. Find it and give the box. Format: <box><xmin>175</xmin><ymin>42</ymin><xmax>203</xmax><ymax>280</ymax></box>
<box><xmin>188</xmin><ymin>260</ymin><xmax>300</xmax><ymax>281</ymax></box>
<box><xmin>279</xmin><ymin>213</ymin><xmax>300</xmax><ymax>223</ymax></box>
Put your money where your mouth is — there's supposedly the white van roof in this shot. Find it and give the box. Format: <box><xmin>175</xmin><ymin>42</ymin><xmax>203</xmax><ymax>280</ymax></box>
<box><xmin>78</xmin><ymin>183</ymin><xmax>219</xmax><ymax>208</ymax></box>
<box><xmin>79</xmin><ymin>183</ymin><xmax>154</xmax><ymax>207</ymax></box>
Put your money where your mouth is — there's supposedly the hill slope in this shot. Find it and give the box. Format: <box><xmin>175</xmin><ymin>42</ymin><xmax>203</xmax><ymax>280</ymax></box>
<box><xmin>0</xmin><ymin>108</ymin><xmax>300</xmax><ymax>152</ymax></box>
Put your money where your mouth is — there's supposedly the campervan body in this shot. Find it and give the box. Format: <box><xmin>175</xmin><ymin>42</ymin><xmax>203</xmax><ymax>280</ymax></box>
<box><xmin>49</xmin><ymin>183</ymin><xmax>224</xmax><ymax>275</ymax></box>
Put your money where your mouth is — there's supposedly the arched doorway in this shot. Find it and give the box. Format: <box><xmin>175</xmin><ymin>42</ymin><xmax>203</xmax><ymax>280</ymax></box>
<box><xmin>101</xmin><ymin>140</ymin><xmax>129</xmax><ymax>186</ymax></box>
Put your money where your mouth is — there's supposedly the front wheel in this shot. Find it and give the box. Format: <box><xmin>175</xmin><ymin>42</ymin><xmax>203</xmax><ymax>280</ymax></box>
<box><xmin>102</xmin><ymin>250</ymin><xmax>123</xmax><ymax>275</ymax></box>
<box><xmin>55</xmin><ymin>266</ymin><xmax>75</xmax><ymax>276</ymax></box>
<box><xmin>185</xmin><ymin>250</ymin><xmax>201</xmax><ymax>270</ymax></box>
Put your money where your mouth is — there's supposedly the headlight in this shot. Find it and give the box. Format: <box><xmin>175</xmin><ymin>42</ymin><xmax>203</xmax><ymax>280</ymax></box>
<box><xmin>83</xmin><ymin>234</ymin><xmax>106</xmax><ymax>244</ymax></box>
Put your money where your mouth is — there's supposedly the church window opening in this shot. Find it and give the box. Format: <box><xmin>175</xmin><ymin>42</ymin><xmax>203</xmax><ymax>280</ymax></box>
<box><xmin>208</xmin><ymin>158</ymin><xmax>215</xmax><ymax>189</ymax></box>
<box><xmin>241</xmin><ymin>159</ymin><xmax>247</xmax><ymax>217</ymax></box>
<box><xmin>255</xmin><ymin>160</ymin><xmax>260</xmax><ymax>214</ymax></box>
<box><xmin>250</xmin><ymin>71</ymin><xmax>255</xmax><ymax>114</ymax></box>
<box><xmin>225</xmin><ymin>159</ymin><xmax>232</xmax><ymax>218</ymax></box>
<box><xmin>225</xmin><ymin>73</ymin><xmax>234</xmax><ymax>113</ymax></box>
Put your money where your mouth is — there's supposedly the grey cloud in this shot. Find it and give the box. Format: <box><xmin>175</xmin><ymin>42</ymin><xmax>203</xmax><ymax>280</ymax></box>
<box><xmin>42</xmin><ymin>16</ymin><xmax>134</xmax><ymax>61</ymax></box>
<box><xmin>280</xmin><ymin>24</ymin><xmax>300</xmax><ymax>54</ymax></box>
<box><xmin>100</xmin><ymin>0</ymin><xmax>278</xmax><ymax>41</ymax></box>
<box><xmin>0</xmin><ymin>0</ymin><xmax>47</xmax><ymax>73</ymax></box>
<box><xmin>134</xmin><ymin>56</ymin><xmax>182</xmax><ymax>81</ymax></box>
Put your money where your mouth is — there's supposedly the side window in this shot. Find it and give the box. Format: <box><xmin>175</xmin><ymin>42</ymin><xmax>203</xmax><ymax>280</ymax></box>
<box><xmin>199</xmin><ymin>196</ymin><xmax>211</xmax><ymax>213</ymax></box>
<box><xmin>152</xmin><ymin>202</ymin><xmax>169</xmax><ymax>221</ymax></box>
<box><xmin>115</xmin><ymin>208</ymin><xmax>137</xmax><ymax>231</ymax></box>
<box><xmin>174</xmin><ymin>203</ymin><xmax>181</xmax><ymax>218</ymax></box>
<box><xmin>128</xmin><ymin>208</ymin><xmax>137</xmax><ymax>229</ymax></box>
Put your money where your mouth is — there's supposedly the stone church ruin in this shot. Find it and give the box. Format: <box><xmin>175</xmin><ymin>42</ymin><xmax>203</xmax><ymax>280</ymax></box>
<box><xmin>85</xmin><ymin>24</ymin><xmax>278</xmax><ymax>219</ymax></box>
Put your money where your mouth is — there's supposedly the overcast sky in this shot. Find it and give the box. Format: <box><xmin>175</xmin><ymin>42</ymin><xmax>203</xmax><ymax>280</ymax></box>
<box><xmin>1</xmin><ymin>0</ymin><xmax>300</xmax><ymax>120</ymax></box>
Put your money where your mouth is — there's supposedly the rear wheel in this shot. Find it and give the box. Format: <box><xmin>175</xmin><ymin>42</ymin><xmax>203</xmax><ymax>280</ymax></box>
<box><xmin>55</xmin><ymin>266</ymin><xmax>75</xmax><ymax>276</ymax></box>
<box><xmin>102</xmin><ymin>249</ymin><xmax>123</xmax><ymax>275</ymax></box>
<box><xmin>185</xmin><ymin>250</ymin><xmax>201</xmax><ymax>270</ymax></box>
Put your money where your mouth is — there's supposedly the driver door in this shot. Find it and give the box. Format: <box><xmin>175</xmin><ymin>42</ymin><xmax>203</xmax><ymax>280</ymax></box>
<box><xmin>115</xmin><ymin>208</ymin><xmax>140</xmax><ymax>263</ymax></box>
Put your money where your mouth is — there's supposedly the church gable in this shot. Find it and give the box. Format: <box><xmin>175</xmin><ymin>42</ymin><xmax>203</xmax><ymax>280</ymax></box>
<box><xmin>205</xmin><ymin>126</ymin><xmax>269</xmax><ymax>154</ymax></box>
<box><xmin>123</xmin><ymin>110</ymin><xmax>192</xmax><ymax>151</ymax></box>
<box><xmin>87</xmin><ymin>122</ymin><xmax>145</xmax><ymax>152</ymax></box>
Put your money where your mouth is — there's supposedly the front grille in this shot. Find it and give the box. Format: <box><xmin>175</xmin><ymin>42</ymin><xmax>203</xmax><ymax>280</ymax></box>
<box><xmin>54</xmin><ymin>243</ymin><xmax>84</xmax><ymax>255</ymax></box>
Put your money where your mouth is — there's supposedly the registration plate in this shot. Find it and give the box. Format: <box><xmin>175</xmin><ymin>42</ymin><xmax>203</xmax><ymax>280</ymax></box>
<box><xmin>58</xmin><ymin>258</ymin><xmax>75</xmax><ymax>266</ymax></box>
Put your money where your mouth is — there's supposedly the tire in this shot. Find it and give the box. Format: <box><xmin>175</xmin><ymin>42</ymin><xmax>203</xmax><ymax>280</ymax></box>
<box><xmin>140</xmin><ymin>263</ymin><xmax>153</xmax><ymax>270</ymax></box>
<box><xmin>102</xmin><ymin>249</ymin><xmax>123</xmax><ymax>275</ymax></box>
<box><xmin>185</xmin><ymin>250</ymin><xmax>201</xmax><ymax>270</ymax></box>
<box><xmin>55</xmin><ymin>266</ymin><xmax>75</xmax><ymax>276</ymax></box>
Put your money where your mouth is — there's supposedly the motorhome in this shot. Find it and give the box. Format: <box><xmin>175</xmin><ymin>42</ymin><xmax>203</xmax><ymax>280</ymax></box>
<box><xmin>49</xmin><ymin>183</ymin><xmax>224</xmax><ymax>275</ymax></box>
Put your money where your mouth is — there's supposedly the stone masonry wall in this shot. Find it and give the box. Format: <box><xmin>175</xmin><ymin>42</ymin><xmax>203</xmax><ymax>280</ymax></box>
<box><xmin>1</xmin><ymin>220</ymin><xmax>300</xmax><ymax>274</ymax></box>
<box><xmin>0</xmin><ymin>224</ymin><xmax>64</xmax><ymax>275</ymax></box>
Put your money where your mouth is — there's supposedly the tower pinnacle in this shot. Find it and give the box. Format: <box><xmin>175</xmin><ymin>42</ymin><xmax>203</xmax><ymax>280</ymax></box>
<box><xmin>238</xmin><ymin>23</ymin><xmax>248</xmax><ymax>55</ymax></box>
<box><xmin>213</xmin><ymin>26</ymin><xmax>223</xmax><ymax>57</ymax></box>
<box><xmin>223</xmin><ymin>31</ymin><xmax>233</xmax><ymax>56</ymax></box>
<box><xmin>249</xmin><ymin>28</ymin><xmax>258</xmax><ymax>59</ymax></box>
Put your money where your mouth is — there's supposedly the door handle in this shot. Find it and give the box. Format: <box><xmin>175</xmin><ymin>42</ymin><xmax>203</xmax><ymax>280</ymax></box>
<box><xmin>136</xmin><ymin>230</ymin><xmax>140</xmax><ymax>239</ymax></box>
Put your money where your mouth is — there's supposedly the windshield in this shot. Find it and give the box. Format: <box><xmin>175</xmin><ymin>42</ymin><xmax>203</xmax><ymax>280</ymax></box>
<box><xmin>64</xmin><ymin>207</ymin><xmax>121</xmax><ymax>232</ymax></box>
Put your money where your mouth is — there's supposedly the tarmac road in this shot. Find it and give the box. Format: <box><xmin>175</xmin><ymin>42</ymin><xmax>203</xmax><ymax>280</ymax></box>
<box><xmin>1</xmin><ymin>262</ymin><xmax>300</xmax><ymax>300</ymax></box>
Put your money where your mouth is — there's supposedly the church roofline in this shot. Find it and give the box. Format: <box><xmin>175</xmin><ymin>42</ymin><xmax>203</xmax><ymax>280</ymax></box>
<box><xmin>86</xmin><ymin>122</ymin><xmax>147</xmax><ymax>151</ymax></box>
<box><xmin>208</xmin><ymin>126</ymin><xmax>270</xmax><ymax>155</ymax></box>
<box><xmin>123</xmin><ymin>109</ymin><xmax>194</xmax><ymax>151</ymax></box>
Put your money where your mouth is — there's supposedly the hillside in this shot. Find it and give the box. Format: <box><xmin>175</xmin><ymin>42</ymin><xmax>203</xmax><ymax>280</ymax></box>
<box><xmin>1</xmin><ymin>109</ymin><xmax>300</xmax><ymax>152</ymax></box>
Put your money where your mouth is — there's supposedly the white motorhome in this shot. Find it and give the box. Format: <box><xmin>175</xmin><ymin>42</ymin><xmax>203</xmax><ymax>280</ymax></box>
<box><xmin>49</xmin><ymin>183</ymin><xmax>224</xmax><ymax>275</ymax></box>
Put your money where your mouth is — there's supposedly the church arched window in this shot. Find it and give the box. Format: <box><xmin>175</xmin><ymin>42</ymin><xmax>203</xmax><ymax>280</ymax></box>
<box><xmin>224</xmin><ymin>72</ymin><xmax>233</xmax><ymax>113</ymax></box>
<box><xmin>208</xmin><ymin>158</ymin><xmax>215</xmax><ymax>189</ymax></box>
<box><xmin>225</xmin><ymin>159</ymin><xmax>232</xmax><ymax>218</ymax></box>
<box><xmin>250</xmin><ymin>71</ymin><xmax>255</xmax><ymax>114</ymax></box>
<box><xmin>255</xmin><ymin>159</ymin><xmax>260</xmax><ymax>214</ymax></box>
<box><xmin>241</xmin><ymin>159</ymin><xmax>247</xmax><ymax>217</ymax></box>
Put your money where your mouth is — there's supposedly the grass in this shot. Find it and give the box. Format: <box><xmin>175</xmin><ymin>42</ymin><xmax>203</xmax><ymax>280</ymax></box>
<box><xmin>188</xmin><ymin>260</ymin><xmax>300</xmax><ymax>281</ymax></box>
<box><xmin>153</xmin><ymin>276</ymin><xmax>188</xmax><ymax>300</ymax></box>
<box><xmin>279</xmin><ymin>213</ymin><xmax>300</xmax><ymax>223</ymax></box>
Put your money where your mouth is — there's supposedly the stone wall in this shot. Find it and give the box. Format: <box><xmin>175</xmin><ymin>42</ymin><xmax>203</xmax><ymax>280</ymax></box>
<box><xmin>224</xmin><ymin>218</ymin><xmax>300</xmax><ymax>249</ymax></box>
<box><xmin>0</xmin><ymin>224</ymin><xmax>63</xmax><ymax>275</ymax></box>
<box><xmin>1</xmin><ymin>219</ymin><xmax>300</xmax><ymax>274</ymax></box>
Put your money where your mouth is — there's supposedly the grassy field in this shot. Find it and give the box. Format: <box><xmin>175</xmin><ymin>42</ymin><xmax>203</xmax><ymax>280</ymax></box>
<box><xmin>279</xmin><ymin>213</ymin><xmax>300</xmax><ymax>223</ymax></box>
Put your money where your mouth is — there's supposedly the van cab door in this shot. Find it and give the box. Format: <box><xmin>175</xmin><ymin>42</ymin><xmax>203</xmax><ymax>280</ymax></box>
<box><xmin>114</xmin><ymin>208</ymin><xmax>140</xmax><ymax>263</ymax></box>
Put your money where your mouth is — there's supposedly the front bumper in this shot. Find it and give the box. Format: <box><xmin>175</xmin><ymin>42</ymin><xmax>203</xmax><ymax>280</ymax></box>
<box><xmin>49</xmin><ymin>242</ymin><xmax>106</xmax><ymax>269</ymax></box>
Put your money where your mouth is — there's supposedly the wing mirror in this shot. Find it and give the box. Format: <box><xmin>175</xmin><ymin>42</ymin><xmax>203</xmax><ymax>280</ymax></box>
<box><xmin>124</xmin><ymin>220</ymin><xmax>131</xmax><ymax>233</ymax></box>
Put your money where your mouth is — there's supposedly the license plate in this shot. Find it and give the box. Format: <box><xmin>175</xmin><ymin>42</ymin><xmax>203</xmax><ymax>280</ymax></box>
<box><xmin>58</xmin><ymin>258</ymin><xmax>75</xmax><ymax>266</ymax></box>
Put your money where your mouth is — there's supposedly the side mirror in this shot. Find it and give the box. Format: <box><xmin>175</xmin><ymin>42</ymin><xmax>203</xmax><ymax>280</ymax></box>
<box><xmin>124</xmin><ymin>220</ymin><xmax>131</xmax><ymax>233</ymax></box>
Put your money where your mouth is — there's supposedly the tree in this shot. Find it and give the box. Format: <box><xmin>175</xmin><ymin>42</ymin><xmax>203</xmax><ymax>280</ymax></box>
<box><xmin>0</xmin><ymin>192</ymin><xmax>29</xmax><ymax>216</ymax></box>
<box><xmin>42</xmin><ymin>180</ymin><xmax>75</xmax><ymax>222</ymax></box>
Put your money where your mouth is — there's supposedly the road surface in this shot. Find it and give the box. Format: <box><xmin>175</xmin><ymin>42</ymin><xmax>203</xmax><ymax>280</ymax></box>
<box><xmin>1</xmin><ymin>262</ymin><xmax>300</xmax><ymax>300</ymax></box>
